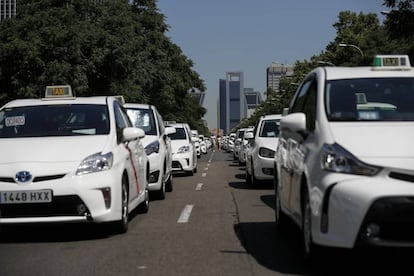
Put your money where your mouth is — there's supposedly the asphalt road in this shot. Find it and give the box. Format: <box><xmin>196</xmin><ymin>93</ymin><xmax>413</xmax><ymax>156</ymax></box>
<box><xmin>1</xmin><ymin>150</ymin><xmax>413</xmax><ymax>275</ymax></box>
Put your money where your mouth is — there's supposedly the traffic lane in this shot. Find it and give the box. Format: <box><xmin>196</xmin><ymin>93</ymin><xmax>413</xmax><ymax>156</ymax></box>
<box><xmin>156</xmin><ymin>150</ymin><xmax>253</xmax><ymax>276</ymax></box>
<box><xmin>226</xmin><ymin>154</ymin><xmax>414</xmax><ymax>275</ymax></box>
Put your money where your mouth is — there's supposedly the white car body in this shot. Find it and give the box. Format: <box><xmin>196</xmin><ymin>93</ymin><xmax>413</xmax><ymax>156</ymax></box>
<box><xmin>0</xmin><ymin>87</ymin><xmax>149</xmax><ymax>233</ymax></box>
<box><xmin>233</xmin><ymin>128</ymin><xmax>246</xmax><ymax>160</ymax></box>
<box><xmin>167</xmin><ymin>123</ymin><xmax>197</xmax><ymax>175</ymax></box>
<box><xmin>125</xmin><ymin>103</ymin><xmax>175</xmax><ymax>199</ymax></box>
<box><xmin>190</xmin><ymin>130</ymin><xmax>201</xmax><ymax>158</ymax></box>
<box><xmin>274</xmin><ymin>55</ymin><xmax>414</xmax><ymax>256</ymax></box>
<box><xmin>238</xmin><ymin>127</ymin><xmax>254</xmax><ymax>164</ymax></box>
<box><xmin>246</xmin><ymin>114</ymin><xmax>281</xmax><ymax>184</ymax></box>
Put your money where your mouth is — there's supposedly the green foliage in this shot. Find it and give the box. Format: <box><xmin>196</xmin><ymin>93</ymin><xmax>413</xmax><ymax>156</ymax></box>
<box><xmin>0</xmin><ymin>0</ymin><xmax>206</xmax><ymax>133</ymax></box>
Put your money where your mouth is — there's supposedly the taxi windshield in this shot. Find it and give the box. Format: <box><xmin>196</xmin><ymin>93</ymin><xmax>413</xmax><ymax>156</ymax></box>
<box><xmin>326</xmin><ymin>78</ymin><xmax>414</xmax><ymax>121</ymax></box>
<box><xmin>0</xmin><ymin>104</ymin><xmax>110</xmax><ymax>138</ymax></box>
<box><xmin>169</xmin><ymin>127</ymin><xmax>187</xmax><ymax>140</ymax></box>
<box><xmin>126</xmin><ymin>108</ymin><xmax>156</xmax><ymax>135</ymax></box>
<box><xmin>259</xmin><ymin>119</ymin><xmax>280</xmax><ymax>137</ymax></box>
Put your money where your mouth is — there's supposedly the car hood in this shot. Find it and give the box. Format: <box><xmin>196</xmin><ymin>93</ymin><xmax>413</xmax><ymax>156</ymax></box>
<box><xmin>256</xmin><ymin>137</ymin><xmax>279</xmax><ymax>151</ymax></box>
<box><xmin>329</xmin><ymin>122</ymin><xmax>414</xmax><ymax>170</ymax></box>
<box><xmin>170</xmin><ymin>140</ymin><xmax>188</xmax><ymax>153</ymax></box>
<box><xmin>0</xmin><ymin>136</ymin><xmax>109</xmax><ymax>175</ymax></box>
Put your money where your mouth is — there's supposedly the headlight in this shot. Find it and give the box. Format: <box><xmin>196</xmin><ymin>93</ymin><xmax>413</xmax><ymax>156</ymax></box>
<box><xmin>178</xmin><ymin>145</ymin><xmax>190</xmax><ymax>153</ymax></box>
<box><xmin>321</xmin><ymin>143</ymin><xmax>381</xmax><ymax>176</ymax></box>
<box><xmin>145</xmin><ymin>140</ymin><xmax>160</xmax><ymax>155</ymax></box>
<box><xmin>259</xmin><ymin>147</ymin><xmax>275</xmax><ymax>158</ymax></box>
<box><xmin>76</xmin><ymin>152</ymin><xmax>113</xmax><ymax>175</ymax></box>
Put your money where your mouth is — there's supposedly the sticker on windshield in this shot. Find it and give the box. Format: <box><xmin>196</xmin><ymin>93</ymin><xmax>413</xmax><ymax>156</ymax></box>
<box><xmin>5</xmin><ymin>116</ymin><xmax>25</xmax><ymax>127</ymax></box>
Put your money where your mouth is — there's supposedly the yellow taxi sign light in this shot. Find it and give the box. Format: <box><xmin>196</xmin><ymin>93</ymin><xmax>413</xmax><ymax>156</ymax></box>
<box><xmin>372</xmin><ymin>55</ymin><xmax>411</xmax><ymax>70</ymax></box>
<box><xmin>44</xmin><ymin>85</ymin><xmax>74</xmax><ymax>99</ymax></box>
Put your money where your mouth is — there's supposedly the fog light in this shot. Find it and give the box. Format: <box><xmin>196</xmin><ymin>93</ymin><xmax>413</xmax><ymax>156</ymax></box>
<box><xmin>149</xmin><ymin>170</ymin><xmax>160</xmax><ymax>183</ymax></box>
<box><xmin>262</xmin><ymin>168</ymin><xmax>274</xmax><ymax>176</ymax></box>
<box><xmin>365</xmin><ymin>223</ymin><xmax>380</xmax><ymax>238</ymax></box>
<box><xmin>101</xmin><ymin>187</ymin><xmax>111</xmax><ymax>209</ymax></box>
<box><xmin>77</xmin><ymin>204</ymin><xmax>87</xmax><ymax>215</ymax></box>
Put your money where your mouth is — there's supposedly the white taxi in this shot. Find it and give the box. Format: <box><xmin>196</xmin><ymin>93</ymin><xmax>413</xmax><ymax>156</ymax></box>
<box><xmin>125</xmin><ymin>103</ymin><xmax>176</xmax><ymax>200</ymax></box>
<box><xmin>0</xmin><ymin>86</ymin><xmax>149</xmax><ymax>234</ymax></box>
<box><xmin>245</xmin><ymin>114</ymin><xmax>281</xmax><ymax>185</ymax></box>
<box><xmin>274</xmin><ymin>55</ymin><xmax>414</xmax><ymax>258</ymax></box>
<box><xmin>166</xmin><ymin>123</ymin><xmax>197</xmax><ymax>176</ymax></box>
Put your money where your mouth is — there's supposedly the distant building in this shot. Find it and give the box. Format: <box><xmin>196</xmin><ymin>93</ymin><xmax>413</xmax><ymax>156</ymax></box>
<box><xmin>219</xmin><ymin>72</ymin><xmax>246</xmax><ymax>134</ymax></box>
<box><xmin>244</xmin><ymin>88</ymin><xmax>263</xmax><ymax>118</ymax></box>
<box><xmin>188</xmin><ymin>88</ymin><xmax>205</xmax><ymax>106</ymax></box>
<box><xmin>0</xmin><ymin>0</ymin><xmax>16</xmax><ymax>21</ymax></box>
<box><xmin>266</xmin><ymin>63</ymin><xmax>294</xmax><ymax>93</ymax></box>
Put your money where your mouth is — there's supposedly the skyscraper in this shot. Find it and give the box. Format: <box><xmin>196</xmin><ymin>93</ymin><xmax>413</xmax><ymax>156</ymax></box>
<box><xmin>0</xmin><ymin>0</ymin><xmax>16</xmax><ymax>21</ymax></box>
<box><xmin>219</xmin><ymin>72</ymin><xmax>246</xmax><ymax>134</ymax></box>
<box><xmin>244</xmin><ymin>88</ymin><xmax>263</xmax><ymax>118</ymax></box>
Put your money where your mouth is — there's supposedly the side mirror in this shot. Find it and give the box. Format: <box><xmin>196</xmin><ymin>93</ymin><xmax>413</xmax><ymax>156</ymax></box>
<box><xmin>280</xmin><ymin>113</ymin><xmax>306</xmax><ymax>133</ymax></box>
<box><xmin>282</xmin><ymin>107</ymin><xmax>289</xmax><ymax>116</ymax></box>
<box><xmin>165</xmin><ymin>126</ymin><xmax>176</xmax><ymax>136</ymax></box>
<box><xmin>244</xmin><ymin>132</ymin><xmax>254</xmax><ymax>139</ymax></box>
<box><xmin>123</xmin><ymin>127</ymin><xmax>145</xmax><ymax>141</ymax></box>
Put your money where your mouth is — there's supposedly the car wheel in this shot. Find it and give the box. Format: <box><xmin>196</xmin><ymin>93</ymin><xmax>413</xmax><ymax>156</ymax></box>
<box><xmin>138</xmin><ymin>185</ymin><xmax>149</xmax><ymax>213</ymax></box>
<box><xmin>155</xmin><ymin>180</ymin><xmax>166</xmax><ymax>200</ymax></box>
<box><xmin>274</xmin><ymin>178</ymin><xmax>287</xmax><ymax>232</ymax></box>
<box><xmin>250</xmin><ymin>165</ymin><xmax>257</xmax><ymax>185</ymax></box>
<box><xmin>194</xmin><ymin>165</ymin><xmax>197</xmax><ymax>174</ymax></box>
<box><xmin>111</xmin><ymin>175</ymin><xmax>129</xmax><ymax>234</ymax></box>
<box><xmin>302</xmin><ymin>190</ymin><xmax>322</xmax><ymax>261</ymax></box>
<box><xmin>246</xmin><ymin>167</ymin><xmax>252</xmax><ymax>184</ymax></box>
<box><xmin>165</xmin><ymin>172</ymin><xmax>173</xmax><ymax>192</ymax></box>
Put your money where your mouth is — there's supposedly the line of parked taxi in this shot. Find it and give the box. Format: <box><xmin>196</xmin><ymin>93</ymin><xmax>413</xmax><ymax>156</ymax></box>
<box><xmin>230</xmin><ymin>54</ymin><xmax>414</xmax><ymax>261</ymax></box>
<box><xmin>0</xmin><ymin>85</ymin><xmax>204</xmax><ymax>234</ymax></box>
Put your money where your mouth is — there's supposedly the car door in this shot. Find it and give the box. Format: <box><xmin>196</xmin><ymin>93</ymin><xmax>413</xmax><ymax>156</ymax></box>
<box><xmin>115</xmin><ymin>102</ymin><xmax>146</xmax><ymax>198</ymax></box>
<box><xmin>279</xmin><ymin>76</ymin><xmax>317</xmax><ymax>222</ymax></box>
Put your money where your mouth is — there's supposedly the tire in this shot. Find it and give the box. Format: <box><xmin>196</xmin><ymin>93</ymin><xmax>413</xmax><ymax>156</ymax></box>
<box><xmin>165</xmin><ymin>172</ymin><xmax>173</xmax><ymax>192</ymax></box>
<box><xmin>250</xmin><ymin>165</ymin><xmax>257</xmax><ymax>185</ymax></box>
<box><xmin>246</xmin><ymin>167</ymin><xmax>252</xmax><ymax>184</ymax></box>
<box><xmin>111</xmin><ymin>175</ymin><xmax>129</xmax><ymax>234</ymax></box>
<box><xmin>274</xmin><ymin>180</ymin><xmax>287</xmax><ymax>232</ymax></box>
<box><xmin>302</xmin><ymin>190</ymin><xmax>323</xmax><ymax>261</ymax></box>
<box><xmin>155</xmin><ymin>180</ymin><xmax>166</xmax><ymax>200</ymax></box>
<box><xmin>138</xmin><ymin>185</ymin><xmax>149</xmax><ymax>213</ymax></box>
<box><xmin>193</xmin><ymin>166</ymin><xmax>197</xmax><ymax>174</ymax></box>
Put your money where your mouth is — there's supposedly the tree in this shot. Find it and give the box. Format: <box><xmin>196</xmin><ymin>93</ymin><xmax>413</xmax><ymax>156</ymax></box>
<box><xmin>0</xmin><ymin>0</ymin><xmax>207</xmax><ymax>133</ymax></box>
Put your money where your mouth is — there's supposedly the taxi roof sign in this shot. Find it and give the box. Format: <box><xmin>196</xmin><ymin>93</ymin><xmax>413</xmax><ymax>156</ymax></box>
<box><xmin>44</xmin><ymin>85</ymin><xmax>74</xmax><ymax>99</ymax></box>
<box><xmin>372</xmin><ymin>55</ymin><xmax>411</xmax><ymax>70</ymax></box>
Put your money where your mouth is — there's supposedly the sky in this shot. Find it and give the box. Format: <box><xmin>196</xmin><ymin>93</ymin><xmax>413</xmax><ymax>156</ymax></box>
<box><xmin>156</xmin><ymin>0</ymin><xmax>388</xmax><ymax>129</ymax></box>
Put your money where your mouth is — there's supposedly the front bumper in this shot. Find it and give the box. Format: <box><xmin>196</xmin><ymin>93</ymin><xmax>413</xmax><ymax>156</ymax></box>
<box><xmin>252</xmin><ymin>156</ymin><xmax>274</xmax><ymax>180</ymax></box>
<box><xmin>311</xmin><ymin>173</ymin><xmax>414</xmax><ymax>249</ymax></box>
<box><xmin>172</xmin><ymin>152</ymin><xmax>193</xmax><ymax>172</ymax></box>
<box><xmin>0</xmin><ymin>169</ymin><xmax>124</xmax><ymax>225</ymax></box>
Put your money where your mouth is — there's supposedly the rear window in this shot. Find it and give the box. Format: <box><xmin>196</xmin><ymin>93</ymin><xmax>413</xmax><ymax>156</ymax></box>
<box><xmin>326</xmin><ymin>78</ymin><xmax>414</xmax><ymax>121</ymax></box>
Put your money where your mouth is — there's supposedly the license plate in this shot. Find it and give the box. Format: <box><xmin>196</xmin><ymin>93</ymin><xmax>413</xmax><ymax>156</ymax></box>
<box><xmin>0</xmin><ymin>190</ymin><xmax>53</xmax><ymax>204</ymax></box>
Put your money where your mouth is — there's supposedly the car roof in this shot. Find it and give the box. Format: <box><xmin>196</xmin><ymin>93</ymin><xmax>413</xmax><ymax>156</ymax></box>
<box><xmin>2</xmin><ymin>96</ymin><xmax>112</xmax><ymax>108</ymax></box>
<box><xmin>124</xmin><ymin>103</ymin><xmax>153</xmax><ymax>110</ymax></box>
<box><xmin>261</xmin><ymin>114</ymin><xmax>282</xmax><ymax>120</ymax></box>
<box><xmin>320</xmin><ymin>66</ymin><xmax>414</xmax><ymax>81</ymax></box>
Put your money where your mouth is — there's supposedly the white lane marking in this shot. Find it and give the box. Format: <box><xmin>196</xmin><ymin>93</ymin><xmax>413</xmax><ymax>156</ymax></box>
<box><xmin>196</xmin><ymin>183</ymin><xmax>203</xmax><ymax>190</ymax></box>
<box><xmin>177</xmin><ymin>205</ymin><xmax>194</xmax><ymax>223</ymax></box>
<box><xmin>204</xmin><ymin>167</ymin><xmax>208</xmax><ymax>171</ymax></box>
<box><xmin>202</xmin><ymin>172</ymin><xmax>207</xmax><ymax>177</ymax></box>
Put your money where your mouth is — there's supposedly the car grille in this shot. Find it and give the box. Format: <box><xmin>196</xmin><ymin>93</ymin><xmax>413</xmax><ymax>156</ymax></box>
<box><xmin>0</xmin><ymin>174</ymin><xmax>66</xmax><ymax>183</ymax></box>
<box><xmin>389</xmin><ymin>172</ymin><xmax>414</xmax><ymax>183</ymax></box>
<box><xmin>0</xmin><ymin>195</ymin><xmax>89</xmax><ymax>218</ymax></box>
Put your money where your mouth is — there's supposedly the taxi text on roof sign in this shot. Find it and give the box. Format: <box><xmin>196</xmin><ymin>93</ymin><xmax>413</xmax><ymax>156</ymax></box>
<box><xmin>372</xmin><ymin>55</ymin><xmax>411</xmax><ymax>70</ymax></box>
<box><xmin>44</xmin><ymin>85</ymin><xmax>74</xmax><ymax>99</ymax></box>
